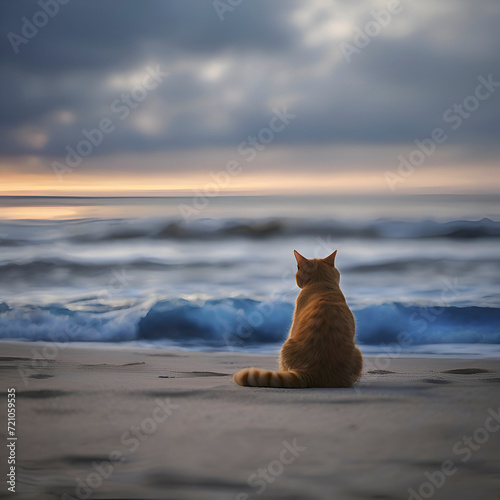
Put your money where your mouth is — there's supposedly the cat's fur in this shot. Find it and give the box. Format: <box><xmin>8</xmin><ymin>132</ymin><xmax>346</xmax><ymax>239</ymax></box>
<box><xmin>234</xmin><ymin>250</ymin><xmax>362</xmax><ymax>388</ymax></box>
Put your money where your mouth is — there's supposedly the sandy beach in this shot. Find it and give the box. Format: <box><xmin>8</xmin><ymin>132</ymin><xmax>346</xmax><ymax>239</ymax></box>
<box><xmin>0</xmin><ymin>342</ymin><xmax>499</xmax><ymax>500</ymax></box>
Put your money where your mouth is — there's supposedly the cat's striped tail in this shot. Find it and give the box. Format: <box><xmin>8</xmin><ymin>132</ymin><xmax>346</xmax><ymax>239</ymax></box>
<box><xmin>233</xmin><ymin>367</ymin><xmax>307</xmax><ymax>388</ymax></box>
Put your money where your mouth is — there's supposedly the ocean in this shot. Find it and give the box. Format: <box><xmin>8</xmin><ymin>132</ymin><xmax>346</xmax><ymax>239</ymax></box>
<box><xmin>1</xmin><ymin>194</ymin><xmax>499</xmax><ymax>357</ymax></box>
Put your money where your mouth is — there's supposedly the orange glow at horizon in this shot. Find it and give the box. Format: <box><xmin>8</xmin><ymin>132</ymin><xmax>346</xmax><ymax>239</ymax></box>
<box><xmin>1</xmin><ymin>163</ymin><xmax>498</xmax><ymax>197</ymax></box>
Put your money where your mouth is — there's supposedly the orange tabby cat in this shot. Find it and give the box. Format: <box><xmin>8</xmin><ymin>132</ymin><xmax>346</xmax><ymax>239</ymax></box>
<box><xmin>234</xmin><ymin>250</ymin><xmax>362</xmax><ymax>388</ymax></box>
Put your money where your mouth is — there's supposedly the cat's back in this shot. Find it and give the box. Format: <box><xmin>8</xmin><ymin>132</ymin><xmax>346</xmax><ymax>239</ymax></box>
<box><xmin>294</xmin><ymin>286</ymin><xmax>355</xmax><ymax>339</ymax></box>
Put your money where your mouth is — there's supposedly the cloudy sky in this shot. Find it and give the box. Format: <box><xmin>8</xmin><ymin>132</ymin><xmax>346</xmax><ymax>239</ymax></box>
<box><xmin>1</xmin><ymin>0</ymin><xmax>499</xmax><ymax>195</ymax></box>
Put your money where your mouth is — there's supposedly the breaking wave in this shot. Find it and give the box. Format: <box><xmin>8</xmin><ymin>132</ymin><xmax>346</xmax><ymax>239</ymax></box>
<box><xmin>1</xmin><ymin>217</ymin><xmax>499</xmax><ymax>246</ymax></box>
<box><xmin>1</xmin><ymin>299</ymin><xmax>499</xmax><ymax>351</ymax></box>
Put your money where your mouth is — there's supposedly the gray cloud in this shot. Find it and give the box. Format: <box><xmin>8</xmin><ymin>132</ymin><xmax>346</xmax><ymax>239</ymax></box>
<box><xmin>1</xmin><ymin>0</ymin><xmax>500</xmax><ymax>168</ymax></box>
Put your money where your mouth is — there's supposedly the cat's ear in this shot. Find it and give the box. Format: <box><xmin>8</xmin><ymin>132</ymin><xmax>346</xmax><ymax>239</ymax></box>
<box><xmin>294</xmin><ymin>250</ymin><xmax>306</xmax><ymax>265</ymax></box>
<box><xmin>323</xmin><ymin>250</ymin><xmax>337</xmax><ymax>266</ymax></box>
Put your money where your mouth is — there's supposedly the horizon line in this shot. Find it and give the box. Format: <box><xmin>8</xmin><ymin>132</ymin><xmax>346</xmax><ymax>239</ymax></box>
<box><xmin>1</xmin><ymin>191</ymin><xmax>500</xmax><ymax>199</ymax></box>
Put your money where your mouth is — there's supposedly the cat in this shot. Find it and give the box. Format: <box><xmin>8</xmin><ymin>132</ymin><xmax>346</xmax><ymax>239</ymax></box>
<box><xmin>234</xmin><ymin>250</ymin><xmax>362</xmax><ymax>388</ymax></box>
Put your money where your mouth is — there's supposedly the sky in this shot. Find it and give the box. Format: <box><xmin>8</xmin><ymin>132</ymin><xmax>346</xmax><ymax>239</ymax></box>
<box><xmin>1</xmin><ymin>0</ymin><xmax>499</xmax><ymax>196</ymax></box>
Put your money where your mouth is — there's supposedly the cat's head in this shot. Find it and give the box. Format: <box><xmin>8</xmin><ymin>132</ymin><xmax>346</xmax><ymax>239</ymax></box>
<box><xmin>293</xmin><ymin>250</ymin><xmax>340</xmax><ymax>288</ymax></box>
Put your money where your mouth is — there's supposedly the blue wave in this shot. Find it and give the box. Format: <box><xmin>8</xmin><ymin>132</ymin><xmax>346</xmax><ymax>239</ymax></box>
<box><xmin>354</xmin><ymin>303</ymin><xmax>500</xmax><ymax>345</ymax></box>
<box><xmin>1</xmin><ymin>299</ymin><xmax>499</xmax><ymax>349</ymax></box>
<box><xmin>138</xmin><ymin>298</ymin><xmax>293</xmax><ymax>347</ymax></box>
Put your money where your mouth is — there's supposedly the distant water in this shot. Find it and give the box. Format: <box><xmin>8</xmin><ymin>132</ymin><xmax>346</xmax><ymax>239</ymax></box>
<box><xmin>1</xmin><ymin>194</ymin><xmax>499</xmax><ymax>356</ymax></box>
